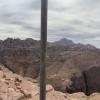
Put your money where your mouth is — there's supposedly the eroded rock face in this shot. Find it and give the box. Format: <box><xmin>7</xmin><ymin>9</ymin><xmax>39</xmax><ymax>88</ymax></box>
<box><xmin>0</xmin><ymin>38</ymin><xmax>100</xmax><ymax>95</ymax></box>
<box><xmin>0</xmin><ymin>38</ymin><xmax>40</xmax><ymax>78</ymax></box>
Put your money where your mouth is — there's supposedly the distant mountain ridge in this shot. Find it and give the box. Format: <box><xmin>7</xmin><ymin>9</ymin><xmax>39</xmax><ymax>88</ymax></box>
<box><xmin>53</xmin><ymin>38</ymin><xmax>74</xmax><ymax>46</ymax></box>
<box><xmin>52</xmin><ymin>38</ymin><xmax>96</xmax><ymax>49</ymax></box>
<box><xmin>0</xmin><ymin>37</ymin><xmax>97</xmax><ymax>49</ymax></box>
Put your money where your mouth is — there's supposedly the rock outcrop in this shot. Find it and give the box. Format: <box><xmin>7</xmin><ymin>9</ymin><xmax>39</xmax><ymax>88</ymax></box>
<box><xmin>0</xmin><ymin>64</ymin><xmax>100</xmax><ymax>100</ymax></box>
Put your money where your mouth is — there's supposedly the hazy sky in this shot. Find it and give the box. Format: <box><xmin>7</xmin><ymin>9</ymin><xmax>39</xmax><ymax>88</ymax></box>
<box><xmin>0</xmin><ymin>0</ymin><xmax>100</xmax><ymax>47</ymax></box>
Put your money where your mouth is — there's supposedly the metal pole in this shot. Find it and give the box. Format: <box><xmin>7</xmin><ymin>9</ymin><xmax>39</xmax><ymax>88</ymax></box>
<box><xmin>40</xmin><ymin>0</ymin><xmax>48</xmax><ymax>100</ymax></box>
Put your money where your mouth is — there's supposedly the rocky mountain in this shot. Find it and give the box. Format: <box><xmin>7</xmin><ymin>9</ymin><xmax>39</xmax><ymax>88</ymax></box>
<box><xmin>53</xmin><ymin>38</ymin><xmax>74</xmax><ymax>46</ymax></box>
<box><xmin>0</xmin><ymin>38</ymin><xmax>100</xmax><ymax>95</ymax></box>
<box><xmin>0</xmin><ymin>64</ymin><xmax>100</xmax><ymax>100</ymax></box>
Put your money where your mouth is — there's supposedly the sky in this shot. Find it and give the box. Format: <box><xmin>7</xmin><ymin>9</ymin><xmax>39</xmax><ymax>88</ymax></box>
<box><xmin>0</xmin><ymin>0</ymin><xmax>100</xmax><ymax>47</ymax></box>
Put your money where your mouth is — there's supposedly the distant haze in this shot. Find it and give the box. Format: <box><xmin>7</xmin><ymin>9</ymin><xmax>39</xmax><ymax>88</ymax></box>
<box><xmin>0</xmin><ymin>0</ymin><xmax>100</xmax><ymax>47</ymax></box>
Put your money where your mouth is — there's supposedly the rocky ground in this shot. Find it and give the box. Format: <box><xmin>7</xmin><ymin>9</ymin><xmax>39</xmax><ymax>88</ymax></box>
<box><xmin>0</xmin><ymin>64</ymin><xmax>100</xmax><ymax>100</ymax></box>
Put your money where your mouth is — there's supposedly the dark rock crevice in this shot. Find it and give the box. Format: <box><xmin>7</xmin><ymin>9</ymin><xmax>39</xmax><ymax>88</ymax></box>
<box><xmin>82</xmin><ymin>71</ymin><xmax>89</xmax><ymax>96</ymax></box>
<box><xmin>66</xmin><ymin>67</ymin><xmax>100</xmax><ymax>96</ymax></box>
